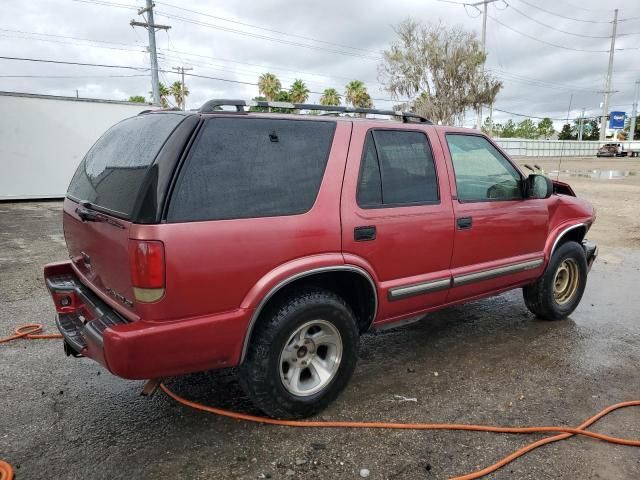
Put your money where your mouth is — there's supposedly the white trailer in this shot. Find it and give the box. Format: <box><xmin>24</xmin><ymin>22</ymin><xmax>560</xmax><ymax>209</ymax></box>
<box><xmin>0</xmin><ymin>91</ymin><xmax>153</xmax><ymax>200</ymax></box>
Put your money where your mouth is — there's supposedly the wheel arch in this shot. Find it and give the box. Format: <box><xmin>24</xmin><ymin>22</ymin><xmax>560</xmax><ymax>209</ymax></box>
<box><xmin>548</xmin><ymin>223</ymin><xmax>587</xmax><ymax>260</ymax></box>
<box><xmin>239</xmin><ymin>265</ymin><xmax>378</xmax><ymax>363</ymax></box>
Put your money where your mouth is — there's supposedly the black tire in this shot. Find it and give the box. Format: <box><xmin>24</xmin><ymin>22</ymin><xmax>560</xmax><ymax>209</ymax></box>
<box><xmin>523</xmin><ymin>241</ymin><xmax>588</xmax><ymax>321</ymax></box>
<box><xmin>239</xmin><ymin>288</ymin><xmax>359</xmax><ymax>419</ymax></box>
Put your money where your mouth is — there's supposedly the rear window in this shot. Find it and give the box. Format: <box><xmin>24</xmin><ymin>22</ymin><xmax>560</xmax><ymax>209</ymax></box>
<box><xmin>67</xmin><ymin>113</ymin><xmax>185</xmax><ymax>217</ymax></box>
<box><xmin>167</xmin><ymin>117</ymin><xmax>336</xmax><ymax>222</ymax></box>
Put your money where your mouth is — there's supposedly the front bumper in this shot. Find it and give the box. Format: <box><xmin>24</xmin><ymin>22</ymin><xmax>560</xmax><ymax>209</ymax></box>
<box><xmin>582</xmin><ymin>239</ymin><xmax>598</xmax><ymax>271</ymax></box>
<box><xmin>44</xmin><ymin>261</ymin><xmax>249</xmax><ymax>379</ymax></box>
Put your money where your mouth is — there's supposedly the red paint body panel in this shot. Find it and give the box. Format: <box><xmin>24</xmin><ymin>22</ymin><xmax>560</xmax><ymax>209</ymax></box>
<box><xmin>340</xmin><ymin>123</ymin><xmax>455</xmax><ymax>322</ymax></box>
<box><xmin>44</xmin><ymin>117</ymin><xmax>596</xmax><ymax>381</ymax></box>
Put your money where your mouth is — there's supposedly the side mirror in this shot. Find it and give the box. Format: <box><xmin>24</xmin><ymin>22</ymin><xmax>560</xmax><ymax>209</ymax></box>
<box><xmin>525</xmin><ymin>174</ymin><xmax>553</xmax><ymax>199</ymax></box>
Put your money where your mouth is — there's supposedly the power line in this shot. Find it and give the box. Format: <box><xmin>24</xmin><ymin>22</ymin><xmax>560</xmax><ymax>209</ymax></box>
<box><xmin>504</xmin><ymin>2</ymin><xmax>612</xmax><ymax>38</ymax></box>
<box><xmin>492</xmin><ymin>107</ymin><xmax>581</xmax><ymax>121</ymax></box>
<box><xmin>488</xmin><ymin>69</ymin><xmax>600</xmax><ymax>92</ymax></box>
<box><xmin>155</xmin><ymin>11</ymin><xmax>381</xmax><ymax>60</ymax></box>
<box><xmin>155</xmin><ymin>1</ymin><xmax>377</xmax><ymax>55</ymax></box>
<box><xmin>515</xmin><ymin>0</ymin><xmax>613</xmax><ymax>24</ymax></box>
<box><xmin>70</xmin><ymin>0</ymin><xmax>137</xmax><ymax>10</ymax></box>
<box><xmin>0</xmin><ymin>73</ymin><xmax>147</xmax><ymax>78</ymax></box>
<box><xmin>488</xmin><ymin>14</ymin><xmax>610</xmax><ymax>52</ymax></box>
<box><xmin>0</xmin><ymin>32</ymin><xmax>145</xmax><ymax>54</ymax></box>
<box><xmin>0</xmin><ymin>55</ymin><xmax>149</xmax><ymax>70</ymax></box>
<box><xmin>70</xmin><ymin>0</ymin><xmax>380</xmax><ymax>60</ymax></box>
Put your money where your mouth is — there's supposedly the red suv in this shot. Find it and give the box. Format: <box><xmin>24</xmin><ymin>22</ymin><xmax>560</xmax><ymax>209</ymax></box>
<box><xmin>44</xmin><ymin>100</ymin><xmax>597</xmax><ymax>418</ymax></box>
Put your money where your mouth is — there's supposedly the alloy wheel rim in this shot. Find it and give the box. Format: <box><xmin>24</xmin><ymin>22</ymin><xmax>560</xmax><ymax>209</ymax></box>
<box><xmin>279</xmin><ymin>320</ymin><xmax>343</xmax><ymax>397</ymax></box>
<box><xmin>553</xmin><ymin>258</ymin><xmax>580</xmax><ymax>305</ymax></box>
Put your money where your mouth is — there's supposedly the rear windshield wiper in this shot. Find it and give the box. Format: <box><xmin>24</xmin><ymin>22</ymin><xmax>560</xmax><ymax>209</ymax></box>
<box><xmin>76</xmin><ymin>201</ymin><xmax>99</xmax><ymax>222</ymax></box>
<box><xmin>75</xmin><ymin>201</ymin><xmax>125</xmax><ymax>229</ymax></box>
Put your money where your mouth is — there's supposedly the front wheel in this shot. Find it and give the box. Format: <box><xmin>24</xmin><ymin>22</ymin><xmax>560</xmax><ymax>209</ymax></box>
<box><xmin>239</xmin><ymin>288</ymin><xmax>359</xmax><ymax>419</ymax></box>
<box><xmin>523</xmin><ymin>241</ymin><xmax>588</xmax><ymax>320</ymax></box>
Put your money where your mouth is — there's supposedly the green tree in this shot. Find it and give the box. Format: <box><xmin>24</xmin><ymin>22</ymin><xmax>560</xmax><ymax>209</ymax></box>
<box><xmin>583</xmin><ymin>119</ymin><xmax>600</xmax><ymax>140</ymax></box>
<box><xmin>537</xmin><ymin>117</ymin><xmax>555</xmax><ymax>139</ymax></box>
<box><xmin>128</xmin><ymin>95</ymin><xmax>146</xmax><ymax>103</ymax></box>
<box><xmin>289</xmin><ymin>79</ymin><xmax>310</xmax><ymax>104</ymax></box>
<box><xmin>501</xmin><ymin>119</ymin><xmax>517</xmax><ymax>138</ymax></box>
<box><xmin>319</xmin><ymin>88</ymin><xmax>341</xmax><ymax>106</ymax></box>
<box><xmin>150</xmin><ymin>83</ymin><xmax>171</xmax><ymax>108</ymax></box>
<box><xmin>258</xmin><ymin>73</ymin><xmax>281</xmax><ymax>101</ymax></box>
<box><xmin>515</xmin><ymin>119</ymin><xmax>539</xmax><ymax>139</ymax></box>
<box><xmin>345</xmin><ymin>80</ymin><xmax>373</xmax><ymax>109</ymax></box>
<box><xmin>481</xmin><ymin>116</ymin><xmax>502</xmax><ymax>137</ymax></box>
<box><xmin>169</xmin><ymin>80</ymin><xmax>189</xmax><ymax>110</ymax></box>
<box><xmin>558</xmin><ymin>123</ymin><xmax>575</xmax><ymax>140</ymax></box>
<box><xmin>378</xmin><ymin>19</ymin><xmax>502</xmax><ymax>125</ymax></box>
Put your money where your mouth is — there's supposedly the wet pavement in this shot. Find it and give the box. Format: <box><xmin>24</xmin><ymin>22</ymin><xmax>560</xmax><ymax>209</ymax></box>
<box><xmin>1</xmin><ymin>201</ymin><xmax>639</xmax><ymax>479</ymax></box>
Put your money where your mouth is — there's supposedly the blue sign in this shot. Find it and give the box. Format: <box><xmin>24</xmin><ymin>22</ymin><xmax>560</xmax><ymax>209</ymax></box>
<box><xmin>609</xmin><ymin>111</ymin><xmax>625</xmax><ymax>129</ymax></box>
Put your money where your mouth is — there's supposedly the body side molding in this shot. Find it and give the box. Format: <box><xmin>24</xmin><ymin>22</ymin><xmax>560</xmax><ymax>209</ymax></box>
<box><xmin>388</xmin><ymin>278</ymin><xmax>451</xmax><ymax>300</ymax></box>
<box><xmin>452</xmin><ymin>258</ymin><xmax>544</xmax><ymax>287</ymax></box>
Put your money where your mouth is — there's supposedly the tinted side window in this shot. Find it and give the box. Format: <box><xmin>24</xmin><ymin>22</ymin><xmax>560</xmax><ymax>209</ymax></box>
<box><xmin>356</xmin><ymin>130</ymin><xmax>438</xmax><ymax>208</ymax></box>
<box><xmin>67</xmin><ymin>113</ymin><xmax>184</xmax><ymax>217</ymax></box>
<box><xmin>446</xmin><ymin>134</ymin><xmax>522</xmax><ymax>202</ymax></box>
<box><xmin>356</xmin><ymin>132</ymin><xmax>383</xmax><ymax>207</ymax></box>
<box><xmin>167</xmin><ymin>118</ymin><xmax>335</xmax><ymax>222</ymax></box>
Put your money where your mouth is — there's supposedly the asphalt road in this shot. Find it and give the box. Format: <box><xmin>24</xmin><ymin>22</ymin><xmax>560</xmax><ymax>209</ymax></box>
<box><xmin>1</xmin><ymin>201</ymin><xmax>639</xmax><ymax>479</ymax></box>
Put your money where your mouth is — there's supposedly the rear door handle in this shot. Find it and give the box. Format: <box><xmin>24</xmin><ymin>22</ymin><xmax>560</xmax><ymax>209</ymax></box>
<box><xmin>457</xmin><ymin>217</ymin><xmax>472</xmax><ymax>230</ymax></box>
<box><xmin>354</xmin><ymin>225</ymin><xmax>376</xmax><ymax>241</ymax></box>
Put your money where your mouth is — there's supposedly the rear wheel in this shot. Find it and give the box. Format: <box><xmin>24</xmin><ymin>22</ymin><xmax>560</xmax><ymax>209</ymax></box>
<box><xmin>239</xmin><ymin>288</ymin><xmax>359</xmax><ymax>419</ymax></box>
<box><xmin>523</xmin><ymin>241</ymin><xmax>587</xmax><ymax>320</ymax></box>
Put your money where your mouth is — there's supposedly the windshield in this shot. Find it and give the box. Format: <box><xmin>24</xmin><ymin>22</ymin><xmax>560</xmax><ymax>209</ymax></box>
<box><xmin>67</xmin><ymin>113</ymin><xmax>185</xmax><ymax>217</ymax></box>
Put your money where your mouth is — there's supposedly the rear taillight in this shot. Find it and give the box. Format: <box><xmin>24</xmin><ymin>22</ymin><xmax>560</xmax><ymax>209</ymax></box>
<box><xmin>129</xmin><ymin>240</ymin><xmax>165</xmax><ymax>303</ymax></box>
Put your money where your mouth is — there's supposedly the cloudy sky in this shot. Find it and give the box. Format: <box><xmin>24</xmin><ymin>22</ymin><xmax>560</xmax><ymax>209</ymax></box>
<box><xmin>2</xmin><ymin>0</ymin><xmax>639</xmax><ymax>128</ymax></box>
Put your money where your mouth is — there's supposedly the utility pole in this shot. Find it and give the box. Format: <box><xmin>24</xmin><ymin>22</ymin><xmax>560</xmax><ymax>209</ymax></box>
<box><xmin>471</xmin><ymin>0</ymin><xmax>500</xmax><ymax>130</ymax></box>
<box><xmin>630</xmin><ymin>80</ymin><xmax>639</xmax><ymax>141</ymax></box>
<box><xmin>131</xmin><ymin>0</ymin><xmax>171</xmax><ymax>106</ymax></box>
<box><xmin>171</xmin><ymin>66</ymin><xmax>193</xmax><ymax>110</ymax></box>
<box><xmin>600</xmin><ymin>9</ymin><xmax>618</xmax><ymax>141</ymax></box>
<box><xmin>578</xmin><ymin>108</ymin><xmax>585</xmax><ymax>141</ymax></box>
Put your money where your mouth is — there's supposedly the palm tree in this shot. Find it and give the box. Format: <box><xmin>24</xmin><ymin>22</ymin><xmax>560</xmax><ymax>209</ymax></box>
<box><xmin>345</xmin><ymin>80</ymin><xmax>372</xmax><ymax>109</ymax></box>
<box><xmin>151</xmin><ymin>82</ymin><xmax>171</xmax><ymax>108</ymax></box>
<box><xmin>258</xmin><ymin>73</ymin><xmax>281</xmax><ymax>101</ymax></box>
<box><xmin>319</xmin><ymin>88</ymin><xmax>341</xmax><ymax>106</ymax></box>
<box><xmin>169</xmin><ymin>80</ymin><xmax>189</xmax><ymax>110</ymax></box>
<box><xmin>289</xmin><ymin>79</ymin><xmax>310</xmax><ymax>104</ymax></box>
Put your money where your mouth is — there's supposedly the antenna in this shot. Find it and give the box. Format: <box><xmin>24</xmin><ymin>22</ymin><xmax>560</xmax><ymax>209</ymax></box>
<box><xmin>557</xmin><ymin>93</ymin><xmax>574</xmax><ymax>180</ymax></box>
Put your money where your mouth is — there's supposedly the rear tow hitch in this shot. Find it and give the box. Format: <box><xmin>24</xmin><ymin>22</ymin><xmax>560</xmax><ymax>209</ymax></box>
<box><xmin>63</xmin><ymin>340</ymin><xmax>84</xmax><ymax>358</ymax></box>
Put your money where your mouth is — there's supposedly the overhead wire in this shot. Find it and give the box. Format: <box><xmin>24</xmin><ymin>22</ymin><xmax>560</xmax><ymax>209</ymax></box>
<box><xmin>154</xmin><ymin>1</ymin><xmax>377</xmax><ymax>55</ymax></box>
<box><xmin>154</xmin><ymin>11</ymin><xmax>381</xmax><ymax>61</ymax></box>
<box><xmin>503</xmin><ymin>2</ymin><xmax>613</xmax><ymax>38</ymax></box>
<box><xmin>515</xmin><ymin>0</ymin><xmax>613</xmax><ymax>24</ymax></box>
<box><xmin>487</xmin><ymin>15</ymin><xmax>610</xmax><ymax>52</ymax></box>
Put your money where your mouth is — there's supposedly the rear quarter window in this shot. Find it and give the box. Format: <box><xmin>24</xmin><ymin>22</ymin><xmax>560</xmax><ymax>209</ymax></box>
<box><xmin>167</xmin><ymin>117</ymin><xmax>336</xmax><ymax>222</ymax></box>
<box><xmin>67</xmin><ymin>113</ymin><xmax>185</xmax><ymax>217</ymax></box>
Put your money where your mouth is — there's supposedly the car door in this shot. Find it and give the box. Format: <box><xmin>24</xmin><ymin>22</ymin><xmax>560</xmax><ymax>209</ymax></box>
<box><xmin>341</xmin><ymin>123</ymin><xmax>455</xmax><ymax>326</ymax></box>
<box><xmin>440</xmin><ymin>131</ymin><xmax>548</xmax><ymax>302</ymax></box>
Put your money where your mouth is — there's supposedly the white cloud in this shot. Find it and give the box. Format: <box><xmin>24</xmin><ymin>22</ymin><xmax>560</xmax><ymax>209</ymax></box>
<box><xmin>1</xmin><ymin>0</ymin><xmax>638</xmax><ymax>127</ymax></box>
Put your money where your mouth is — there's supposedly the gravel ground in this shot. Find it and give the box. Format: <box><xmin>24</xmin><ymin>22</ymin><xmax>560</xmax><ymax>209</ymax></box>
<box><xmin>1</xmin><ymin>157</ymin><xmax>639</xmax><ymax>479</ymax></box>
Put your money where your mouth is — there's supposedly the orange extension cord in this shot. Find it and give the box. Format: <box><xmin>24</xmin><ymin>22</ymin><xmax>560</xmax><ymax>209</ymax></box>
<box><xmin>2</xmin><ymin>324</ymin><xmax>639</xmax><ymax>480</ymax></box>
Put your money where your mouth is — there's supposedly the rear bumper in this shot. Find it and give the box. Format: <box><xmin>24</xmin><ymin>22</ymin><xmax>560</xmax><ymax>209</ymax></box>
<box><xmin>44</xmin><ymin>261</ymin><xmax>250</xmax><ymax>379</ymax></box>
<box><xmin>582</xmin><ymin>239</ymin><xmax>598</xmax><ymax>272</ymax></box>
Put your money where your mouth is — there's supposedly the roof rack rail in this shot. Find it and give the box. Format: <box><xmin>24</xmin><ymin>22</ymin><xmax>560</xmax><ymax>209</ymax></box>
<box><xmin>198</xmin><ymin>99</ymin><xmax>431</xmax><ymax>124</ymax></box>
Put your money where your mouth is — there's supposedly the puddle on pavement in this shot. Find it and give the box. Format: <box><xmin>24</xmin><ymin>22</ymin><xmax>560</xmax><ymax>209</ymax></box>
<box><xmin>550</xmin><ymin>169</ymin><xmax>638</xmax><ymax>180</ymax></box>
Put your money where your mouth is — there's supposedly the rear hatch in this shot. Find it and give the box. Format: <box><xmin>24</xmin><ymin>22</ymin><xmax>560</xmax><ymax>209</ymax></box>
<box><xmin>64</xmin><ymin>112</ymin><xmax>188</xmax><ymax>318</ymax></box>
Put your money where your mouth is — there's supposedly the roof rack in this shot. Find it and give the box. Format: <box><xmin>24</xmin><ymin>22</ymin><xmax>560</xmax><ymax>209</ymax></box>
<box><xmin>198</xmin><ymin>99</ymin><xmax>431</xmax><ymax>124</ymax></box>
